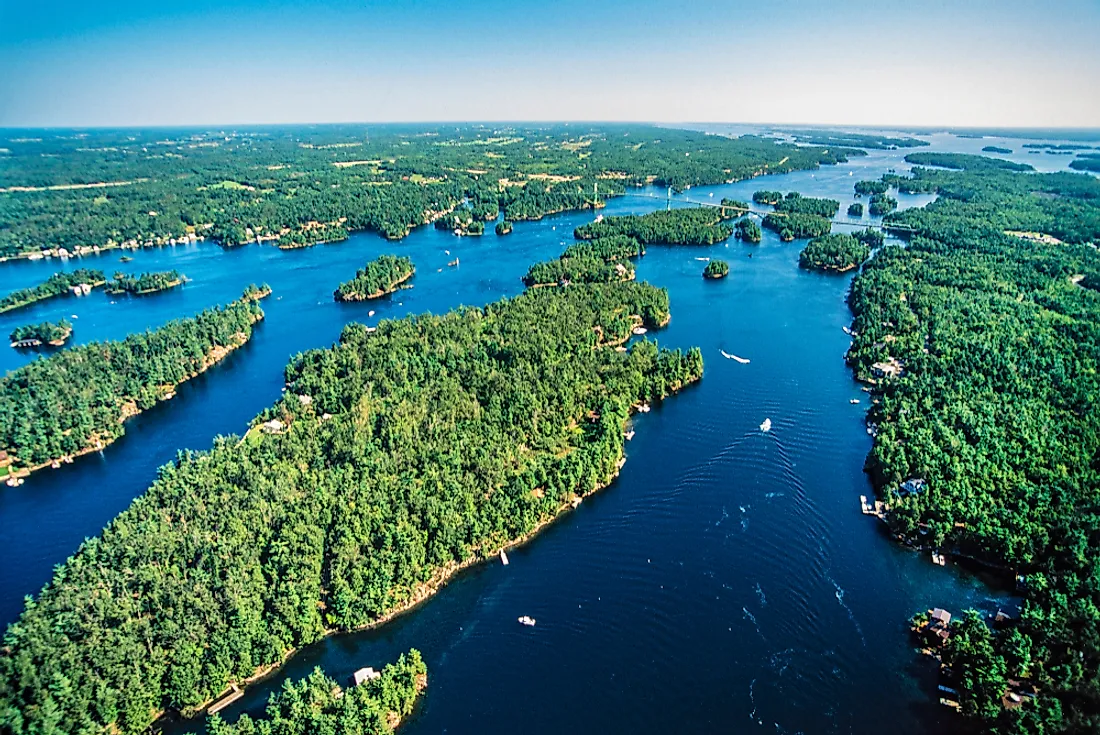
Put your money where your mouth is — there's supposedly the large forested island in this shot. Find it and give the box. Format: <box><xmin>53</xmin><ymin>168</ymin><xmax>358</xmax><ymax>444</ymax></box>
<box><xmin>0</xmin><ymin>279</ymin><xmax>702</xmax><ymax>734</ymax></box>
<box><xmin>0</xmin><ymin>288</ymin><xmax>267</xmax><ymax>476</ymax></box>
<box><xmin>846</xmin><ymin>154</ymin><xmax>1100</xmax><ymax>733</ymax></box>
<box><xmin>0</xmin><ymin>269</ymin><xmax>105</xmax><ymax>313</ymax></box>
<box><xmin>0</xmin><ymin>125</ymin><xmax>857</xmax><ymax>257</ymax></box>
<box><xmin>333</xmin><ymin>255</ymin><xmax>415</xmax><ymax>301</ymax></box>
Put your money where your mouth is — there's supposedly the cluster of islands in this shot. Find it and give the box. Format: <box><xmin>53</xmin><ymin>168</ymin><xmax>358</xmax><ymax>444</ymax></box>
<box><xmin>0</xmin><ymin>123</ymin><xmax>1098</xmax><ymax>735</ymax></box>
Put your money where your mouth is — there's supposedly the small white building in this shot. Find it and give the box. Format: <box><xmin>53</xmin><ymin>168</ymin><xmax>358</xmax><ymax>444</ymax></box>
<box><xmin>352</xmin><ymin>667</ymin><xmax>380</xmax><ymax>686</ymax></box>
<box><xmin>261</xmin><ymin>419</ymin><xmax>285</xmax><ymax>434</ymax></box>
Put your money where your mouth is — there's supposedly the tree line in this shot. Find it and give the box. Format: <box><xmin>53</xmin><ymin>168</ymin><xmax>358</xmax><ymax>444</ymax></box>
<box><xmin>0</xmin><ymin>289</ymin><xmax>266</xmax><ymax>472</ymax></box>
<box><xmin>334</xmin><ymin>255</ymin><xmax>415</xmax><ymax>301</ymax></box>
<box><xmin>0</xmin><ymin>279</ymin><xmax>703</xmax><ymax>734</ymax></box>
<box><xmin>846</xmin><ymin>160</ymin><xmax>1100</xmax><ymax>734</ymax></box>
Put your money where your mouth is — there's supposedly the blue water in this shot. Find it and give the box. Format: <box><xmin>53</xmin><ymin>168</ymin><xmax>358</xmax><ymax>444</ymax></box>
<box><xmin>2</xmin><ymin>130</ymin><xmax>1076</xmax><ymax>733</ymax></box>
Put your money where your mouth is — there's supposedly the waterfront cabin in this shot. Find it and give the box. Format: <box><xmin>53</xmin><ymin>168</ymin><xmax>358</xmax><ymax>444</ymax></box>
<box><xmin>352</xmin><ymin>667</ymin><xmax>381</xmax><ymax>686</ymax></box>
<box><xmin>0</xmin><ymin>450</ymin><xmax>11</xmax><ymax>469</ymax></box>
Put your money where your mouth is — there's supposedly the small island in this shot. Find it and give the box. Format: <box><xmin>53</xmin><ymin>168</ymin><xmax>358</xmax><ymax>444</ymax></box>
<box><xmin>798</xmin><ymin>233</ymin><xmax>870</xmax><ymax>273</ymax></box>
<box><xmin>719</xmin><ymin>198</ymin><xmax>750</xmax><ymax>218</ymax></box>
<box><xmin>762</xmin><ymin>212</ymin><xmax>832</xmax><ymax>241</ymax></box>
<box><xmin>981</xmin><ymin>145</ymin><xmax>1013</xmax><ymax>154</ymax></box>
<box><xmin>495</xmin><ymin>220</ymin><xmax>513</xmax><ymax>236</ymax></box>
<box><xmin>334</xmin><ymin>255</ymin><xmax>415</xmax><ymax>301</ymax></box>
<box><xmin>752</xmin><ymin>190</ymin><xmax>783</xmax><ymax>206</ymax></box>
<box><xmin>242</xmin><ymin>282</ymin><xmax>274</xmax><ymax>302</ymax></box>
<box><xmin>435</xmin><ymin>209</ymin><xmax>484</xmax><ymax>236</ymax></box>
<box><xmin>0</xmin><ymin>269</ymin><xmax>106</xmax><ymax>314</ymax></box>
<box><xmin>703</xmin><ymin>260</ymin><xmax>729</xmax><ymax>279</ymax></box>
<box><xmin>735</xmin><ymin>218</ymin><xmax>762</xmax><ymax>243</ymax></box>
<box><xmin>854</xmin><ymin>180</ymin><xmax>889</xmax><ymax>196</ymax></box>
<box><xmin>105</xmin><ymin>270</ymin><xmax>185</xmax><ymax>295</ymax></box>
<box><xmin>523</xmin><ymin>255</ymin><xmax>634</xmax><ymax>287</ymax></box>
<box><xmin>868</xmin><ymin>194</ymin><xmax>898</xmax><ymax>216</ymax></box>
<box><xmin>848</xmin><ymin>202</ymin><xmax>864</xmax><ymax>217</ymax></box>
<box><xmin>10</xmin><ymin>319</ymin><xmax>73</xmax><ymax>348</ymax></box>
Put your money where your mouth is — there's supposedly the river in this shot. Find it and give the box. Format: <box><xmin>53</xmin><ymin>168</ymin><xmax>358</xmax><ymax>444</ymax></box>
<box><xmin>3</xmin><ymin>128</ymin><xmax>1091</xmax><ymax>733</ymax></box>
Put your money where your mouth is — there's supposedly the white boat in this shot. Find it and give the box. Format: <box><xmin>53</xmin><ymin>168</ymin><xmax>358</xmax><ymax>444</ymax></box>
<box><xmin>695</xmin><ymin>257</ymin><xmax>710</xmax><ymax>262</ymax></box>
<box><xmin>632</xmin><ymin>326</ymin><xmax>647</xmax><ymax>335</ymax></box>
<box><xmin>625</xmin><ymin>430</ymin><xmax>635</xmax><ymax>440</ymax></box>
<box><xmin>638</xmin><ymin>404</ymin><xmax>651</xmax><ymax>413</ymax></box>
<box><xmin>850</xmin><ymin>399</ymin><xmax>861</xmax><ymax>404</ymax></box>
<box><xmin>518</xmin><ymin>616</ymin><xmax>536</xmax><ymax>626</ymax></box>
<box><xmin>500</xmin><ymin>550</ymin><xmax>509</xmax><ymax>565</ymax></box>
<box><xmin>760</xmin><ymin>418</ymin><xmax>772</xmax><ymax>433</ymax></box>
<box><xmin>720</xmin><ymin>350</ymin><xmax>750</xmax><ymax>364</ymax></box>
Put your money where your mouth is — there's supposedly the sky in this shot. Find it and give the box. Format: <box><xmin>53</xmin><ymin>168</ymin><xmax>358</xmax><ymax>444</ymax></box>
<box><xmin>1</xmin><ymin>0</ymin><xmax>1099</xmax><ymax>129</ymax></box>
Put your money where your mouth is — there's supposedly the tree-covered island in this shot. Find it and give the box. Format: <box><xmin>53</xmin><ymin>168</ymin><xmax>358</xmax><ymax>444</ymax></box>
<box><xmin>0</xmin><ymin>269</ymin><xmax>106</xmax><ymax>313</ymax></box>
<box><xmin>0</xmin><ymin>288</ymin><xmax>268</xmax><ymax>477</ymax></box>
<box><xmin>208</xmin><ymin>651</ymin><xmax>427</xmax><ymax>735</ymax></box>
<box><xmin>0</xmin><ymin>280</ymin><xmax>702</xmax><ymax>734</ymax></box>
<box><xmin>333</xmin><ymin>255</ymin><xmax>416</xmax><ymax>301</ymax></box>
<box><xmin>702</xmin><ymin>260</ymin><xmax>730</xmax><ymax>279</ymax></box>
<box><xmin>798</xmin><ymin>234</ymin><xmax>870</xmax><ymax>273</ymax></box>
<box><xmin>9</xmin><ymin>319</ymin><xmax>74</xmax><ymax>348</ymax></box>
<box><xmin>735</xmin><ymin>218</ymin><xmax>763</xmax><ymax>243</ymax></box>
<box><xmin>104</xmin><ymin>269</ymin><xmax>185</xmax><ymax>295</ymax></box>
<box><xmin>574</xmin><ymin>208</ymin><xmax>733</xmax><ymax>246</ymax></box>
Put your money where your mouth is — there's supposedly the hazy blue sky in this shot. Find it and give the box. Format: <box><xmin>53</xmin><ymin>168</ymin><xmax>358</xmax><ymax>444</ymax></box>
<box><xmin>2</xmin><ymin>0</ymin><xmax>1098</xmax><ymax>128</ymax></box>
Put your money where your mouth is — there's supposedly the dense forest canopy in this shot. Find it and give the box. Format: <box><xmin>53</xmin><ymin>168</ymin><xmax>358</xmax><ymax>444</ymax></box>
<box><xmin>208</xmin><ymin>651</ymin><xmax>426</xmax><ymax>735</ymax></box>
<box><xmin>880</xmin><ymin>165</ymin><xmax>1100</xmax><ymax>245</ymax></box>
<box><xmin>0</xmin><ymin>280</ymin><xmax>702</xmax><ymax>734</ymax></box>
<box><xmin>0</xmin><ymin>290</ymin><xmax>266</xmax><ymax>471</ymax></box>
<box><xmin>774</xmin><ymin>192</ymin><xmax>841</xmax><ymax>218</ymax></box>
<box><xmin>104</xmin><ymin>269</ymin><xmax>184</xmax><ymax>295</ymax></box>
<box><xmin>0</xmin><ymin>269</ymin><xmax>105</xmax><ymax>313</ymax></box>
<box><xmin>735</xmin><ymin>218</ymin><xmax>762</xmax><ymax>243</ymax></box>
<box><xmin>9</xmin><ymin>319</ymin><xmax>72</xmax><ymax>346</ymax></box>
<box><xmin>903</xmin><ymin>152</ymin><xmax>1034</xmax><ymax>173</ymax></box>
<box><xmin>561</xmin><ymin>235</ymin><xmax>644</xmax><ymax>261</ymax></box>
<box><xmin>854</xmin><ymin>180</ymin><xmax>890</xmax><ymax>196</ymax></box>
<box><xmin>0</xmin><ymin>125</ymin><xmax>853</xmax><ymax>256</ymax></box>
<box><xmin>867</xmin><ymin>193</ymin><xmax>898</xmax><ymax>216</ymax></box>
<box><xmin>333</xmin><ymin>255</ymin><xmax>415</xmax><ymax>301</ymax></box>
<box><xmin>798</xmin><ymin>234</ymin><xmax>869</xmax><ymax>273</ymax></box>
<box><xmin>762</xmin><ymin>212</ymin><xmax>832</xmax><ymax>241</ymax></box>
<box><xmin>846</xmin><ymin>161</ymin><xmax>1100</xmax><ymax>733</ymax></box>
<box><xmin>574</xmin><ymin>208</ymin><xmax>733</xmax><ymax>246</ymax></box>
<box><xmin>848</xmin><ymin>202</ymin><xmax>864</xmax><ymax>217</ymax></box>
<box><xmin>523</xmin><ymin>255</ymin><xmax>634</xmax><ymax>287</ymax></box>
<box><xmin>702</xmin><ymin>260</ymin><xmax>729</xmax><ymax>279</ymax></box>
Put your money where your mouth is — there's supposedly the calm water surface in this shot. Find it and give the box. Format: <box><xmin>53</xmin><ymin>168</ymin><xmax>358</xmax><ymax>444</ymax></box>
<box><xmin>5</xmin><ymin>131</ymin><xmax>1083</xmax><ymax>733</ymax></box>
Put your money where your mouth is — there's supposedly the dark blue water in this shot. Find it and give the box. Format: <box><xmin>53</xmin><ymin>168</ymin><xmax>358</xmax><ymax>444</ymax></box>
<box><xmin>1</xmin><ymin>132</ymin><xmax>1050</xmax><ymax>734</ymax></box>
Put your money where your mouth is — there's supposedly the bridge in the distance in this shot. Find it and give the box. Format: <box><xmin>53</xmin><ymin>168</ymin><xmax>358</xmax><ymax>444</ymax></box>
<box><xmin>597</xmin><ymin>189</ymin><xmax>919</xmax><ymax>234</ymax></box>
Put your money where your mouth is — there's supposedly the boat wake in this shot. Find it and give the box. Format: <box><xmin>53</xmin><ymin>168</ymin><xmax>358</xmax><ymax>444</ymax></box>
<box><xmin>720</xmin><ymin>349</ymin><xmax>750</xmax><ymax>364</ymax></box>
<box><xmin>827</xmin><ymin>575</ymin><xmax>866</xmax><ymax>647</ymax></box>
<box><xmin>743</xmin><ymin>606</ymin><xmax>766</xmax><ymax>641</ymax></box>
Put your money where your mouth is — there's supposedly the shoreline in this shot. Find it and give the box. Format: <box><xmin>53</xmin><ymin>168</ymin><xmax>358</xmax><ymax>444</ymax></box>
<box><xmin>168</xmin><ymin>348</ymin><xmax>699</xmax><ymax>726</ymax></box>
<box><xmin>3</xmin><ymin>310</ymin><xmax>264</xmax><ymax>481</ymax></box>
<box><xmin>334</xmin><ymin>269</ymin><xmax>415</xmax><ymax>302</ymax></box>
